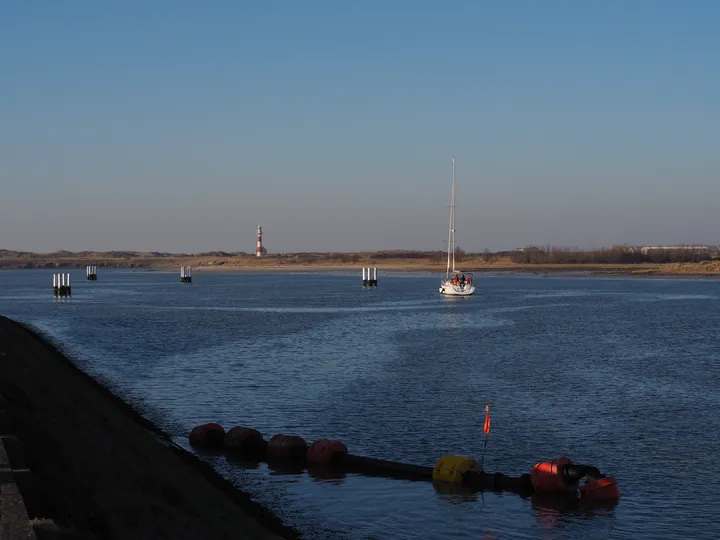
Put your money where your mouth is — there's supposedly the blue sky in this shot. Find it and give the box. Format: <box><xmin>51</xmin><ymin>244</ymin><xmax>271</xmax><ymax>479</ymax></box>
<box><xmin>1</xmin><ymin>1</ymin><xmax>718</xmax><ymax>253</ymax></box>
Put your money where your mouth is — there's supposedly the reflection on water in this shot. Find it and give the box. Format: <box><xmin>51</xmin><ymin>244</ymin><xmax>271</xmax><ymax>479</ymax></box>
<box><xmin>0</xmin><ymin>269</ymin><xmax>719</xmax><ymax>539</ymax></box>
<box><xmin>431</xmin><ymin>480</ymin><xmax>480</xmax><ymax>501</ymax></box>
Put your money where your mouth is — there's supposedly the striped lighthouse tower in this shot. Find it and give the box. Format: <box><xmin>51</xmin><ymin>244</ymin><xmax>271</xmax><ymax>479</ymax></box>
<box><xmin>256</xmin><ymin>225</ymin><xmax>265</xmax><ymax>257</ymax></box>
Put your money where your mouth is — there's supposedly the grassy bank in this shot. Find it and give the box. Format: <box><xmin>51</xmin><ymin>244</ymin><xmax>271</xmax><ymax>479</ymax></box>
<box><xmin>1</xmin><ymin>249</ymin><xmax>720</xmax><ymax>276</ymax></box>
<box><xmin>0</xmin><ymin>316</ymin><xmax>299</xmax><ymax>540</ymax></box>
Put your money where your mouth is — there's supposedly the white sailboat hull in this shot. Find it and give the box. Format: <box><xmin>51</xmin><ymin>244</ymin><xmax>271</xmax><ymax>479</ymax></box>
<box><xmin>439</xmin><ymin>281</ymin><xmax>475</xmax><ymax>296</ymax></box>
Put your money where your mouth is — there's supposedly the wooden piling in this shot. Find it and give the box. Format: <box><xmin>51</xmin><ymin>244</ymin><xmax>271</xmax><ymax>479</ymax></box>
<box><xmin>363</xmin><ymin>267</ymin><xmax>377</xmax><ymax>287</ymax></box>
<box><xmin>53</xmin><ymin>273</ymin><xmax>71</xmax><ymax>297</ymax></box>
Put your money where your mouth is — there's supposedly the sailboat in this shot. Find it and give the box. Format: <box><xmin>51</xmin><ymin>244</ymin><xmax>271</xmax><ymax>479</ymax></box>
<box><xmin>439</xmin><ymin>156</ymin><xmax>475</xmax><ymax>296</ymax></box>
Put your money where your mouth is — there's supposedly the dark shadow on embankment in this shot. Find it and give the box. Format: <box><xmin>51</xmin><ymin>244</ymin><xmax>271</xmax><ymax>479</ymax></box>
<box><xmin>0</xmin><ymin>316</ymin><xmax>301</xmax><ymax>540</ymax></box>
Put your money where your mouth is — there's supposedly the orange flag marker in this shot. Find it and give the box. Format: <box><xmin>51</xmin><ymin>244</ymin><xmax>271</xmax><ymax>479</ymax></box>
<box><xmin>480</xmin><ymin>404</ymin><xmax>492</xmax><ymax>470</ymax></box>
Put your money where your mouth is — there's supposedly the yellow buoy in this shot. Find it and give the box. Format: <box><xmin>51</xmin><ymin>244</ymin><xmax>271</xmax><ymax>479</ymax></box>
<box><xmin>432</xmin><ymin>455</ymin><xmax>481</xmax><ymax>484</ymax></box>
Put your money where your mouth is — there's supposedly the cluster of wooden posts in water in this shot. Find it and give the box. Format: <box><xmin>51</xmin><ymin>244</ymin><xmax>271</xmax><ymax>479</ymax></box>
<box><xmin>52</xmin><ymin>273</ymin><xmax>72</xmax><ymax>297</ymax></box>
<box><xmin>362</xmin><ymin>267</ymin><xmax>378</xmax><ymax>287</ymax></box>
<box><xmin>188</xmin><ymin>423</ymin><xmax>621</xmax><ymax>506</ymax></box>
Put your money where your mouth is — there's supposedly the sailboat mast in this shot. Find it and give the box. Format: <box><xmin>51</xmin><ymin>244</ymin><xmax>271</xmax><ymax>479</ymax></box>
<box><xmin>451</xmin><ymin>156</ymin><xmax>456</xmax><ymax>273</ymax></box>
<box><xmin>446</xmin><ymin>156</ymin><xmax>455</xmax><ymax>278</ymax></box>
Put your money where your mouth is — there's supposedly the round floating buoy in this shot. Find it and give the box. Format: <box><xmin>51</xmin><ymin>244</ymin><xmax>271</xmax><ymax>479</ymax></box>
<box><xmin>531</xmin><ymin>457</ymin><xmax>576</xmax><ymax>493</ymax></box>
<box><xmin>189</xmin><ymin>423</ymin><xmax>226</xmax><ymax>449</ymax></box>
<box><xmin>267</xmin><ymin>434</ymin><xmax>307</xmax><ymax>460</ymax></box>
<box><xmin>224</xmin><ymin>426</ymin><xmax>265</xmax><ymax>454</ymax></box>
<box><xmin>432</xmin><ymin>456</ymin><xmax>481</xmax><ymax>484</ymax></box>
<box><xmin>580</xmin><ymin>476</ymin><xmax>621</xmax><ymax>500</ymax></box>
<box><xmin>306</xmin><ymin>439</ymin><xmax>347</xmax><ymax>466</ymax></box>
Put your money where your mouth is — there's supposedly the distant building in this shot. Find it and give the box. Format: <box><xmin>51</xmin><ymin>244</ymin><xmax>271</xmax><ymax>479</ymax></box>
<box><xmin>637</xmin><ymin>245</ymin><xmax>714</xmax><ymax>255</ymax></box>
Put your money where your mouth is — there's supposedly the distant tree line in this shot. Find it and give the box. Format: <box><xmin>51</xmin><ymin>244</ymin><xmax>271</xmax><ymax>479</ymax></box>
<box><xmin>5</xmin><ymin>247</ymin><xmax>714</xmax><ymax>266</ymax></box>
<box><xmin>508</xmin><ymin>246</ymin><xmax>715</xmax><ymax>265</ymax></box>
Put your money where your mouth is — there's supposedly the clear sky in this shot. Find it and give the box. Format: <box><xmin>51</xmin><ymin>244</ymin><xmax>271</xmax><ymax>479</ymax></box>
<box><xmin>2</xmin><ymin>1</ymin><xmax>719</xmax><ymax>253</ymax></box>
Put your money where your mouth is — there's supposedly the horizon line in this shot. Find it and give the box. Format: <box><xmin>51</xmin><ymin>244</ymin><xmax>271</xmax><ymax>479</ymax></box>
<box><xmin>2</xmin><ymin>244</ymin><xmax>720</xmax><ymax>256</ymax></box>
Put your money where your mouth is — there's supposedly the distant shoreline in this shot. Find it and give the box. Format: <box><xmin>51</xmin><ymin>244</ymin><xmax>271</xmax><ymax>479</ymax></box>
<box><xmin>1</xmin><ymin>252</ymin><xmax>720</xmax><ymax>278</ymax></box>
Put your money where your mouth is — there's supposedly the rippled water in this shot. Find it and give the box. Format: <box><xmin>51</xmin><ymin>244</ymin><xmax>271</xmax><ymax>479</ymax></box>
<box><xmin>1</xmin><ymin>269</ymin><xmax>719</xmax><ymax>539</ymax></box>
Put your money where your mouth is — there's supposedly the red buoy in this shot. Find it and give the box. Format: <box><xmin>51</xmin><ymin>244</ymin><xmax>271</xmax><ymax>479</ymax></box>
<box><xmin>580</xmin><ymin>476</ymin><xmax>621</xmax><ymax>500</ymax></box>
<box><xmin>224</xmin><ymin>426</ymin><xmax>265</xmax><ymax>453</ymax></box>
<box><xmin>306</xmin><ymin>439</ymin><xmax>348</xmax><ymax>466</ymax></box>
<box><xmin>531</xmin><ymin>457</ymin><xmax>576</xmax><ymax>493</ymax></box>
<box><xmin>189</xmin><ymin>423</ymin><xmax>226</xmax><ymax>449</ymax></box>
<box><xmin>267</xmin><ymin>434</ymin><xmax>307</xmax><ymax>460</ymax></box>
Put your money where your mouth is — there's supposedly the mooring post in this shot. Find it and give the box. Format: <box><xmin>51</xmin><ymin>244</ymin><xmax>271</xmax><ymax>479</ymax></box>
<box><xmin>181</xmin><ymin>266</ymin><xmax>192</xmax><ymax>283</ymax></box>
<box><xmin>54</xmin><ymin>273</ymin><xmax>71</xmax><ymax>297</ymax></box>
<box><xmin>373</xmin><ymin>267</ymin><xmax>377</xmax><ymax>287</ymax></box>
<box><xmin>362</xmin><ymin>267</ymin><xmax>367</xmax><ymax>287</ymax></box>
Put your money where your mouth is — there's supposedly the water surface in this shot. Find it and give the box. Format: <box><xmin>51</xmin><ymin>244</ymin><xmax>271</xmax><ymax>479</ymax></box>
<box><xmin>1</xmin><ymin>269</ymin><xmax>718</xmax><ymax>539</ymax></box>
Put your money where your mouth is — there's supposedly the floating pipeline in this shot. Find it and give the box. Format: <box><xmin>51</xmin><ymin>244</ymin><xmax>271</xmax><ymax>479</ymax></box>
<box><xmin>189</xmin><ymin>424</ymin><xmax>621</xmax><ymax>503</ymax></box>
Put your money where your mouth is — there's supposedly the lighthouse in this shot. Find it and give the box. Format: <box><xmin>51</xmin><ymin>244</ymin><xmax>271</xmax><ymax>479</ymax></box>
<box><xmin>256</xmin><ymin>225</ymin><xmax>266</xmax><ymax>257</ymax></box>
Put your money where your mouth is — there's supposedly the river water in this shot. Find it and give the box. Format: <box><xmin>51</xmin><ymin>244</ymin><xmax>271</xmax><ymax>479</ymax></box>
<box><xmin>1</xmin><ymin>269</ymin><xmax>718</xmax><ymax>539</ymax></box>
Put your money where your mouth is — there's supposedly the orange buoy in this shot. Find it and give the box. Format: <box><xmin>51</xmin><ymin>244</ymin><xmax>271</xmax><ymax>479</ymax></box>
<box><xmin>267</xmin><ymin>434</ymin><xmax>307</xmax><ymax>460</ymax></box>
<box><xmin>531</xmin><ymin>457</ymin><xmax>576</xmax><ymax>493</ymax></box>
<box><xmin>580</xmin><ymin>476</ymin><xmax>621</xmax><ymax>500</ymax></box>
<box><xmin>306</xmin><ymin>439</ymin><xmax>347</xmax><ymax>466</ymax></box>
<box><xmin>189</xmin><ymin>423</ymin><xmax>226</xmax><ymax>449</ymax></box>
<box><xmin>224</xmin><ymin>426</ymin><xmax>265</xmax><ymax>453</ymax></box>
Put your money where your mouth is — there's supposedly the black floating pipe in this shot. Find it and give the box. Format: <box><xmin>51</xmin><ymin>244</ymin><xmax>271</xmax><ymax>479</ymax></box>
<box><xmin>333</xmin><ymin>453</ymin><xmax>533</xmax><ymax>496</ymax></box>
<box><xmin>463</xmin><ymin>470</ymin><xmax>534</xmax><ymax>496</ymax></box>
<box><xmin>336</xmin><ymin>454</ymin><xmax>434</xmax><ymax>481</ymax></box>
